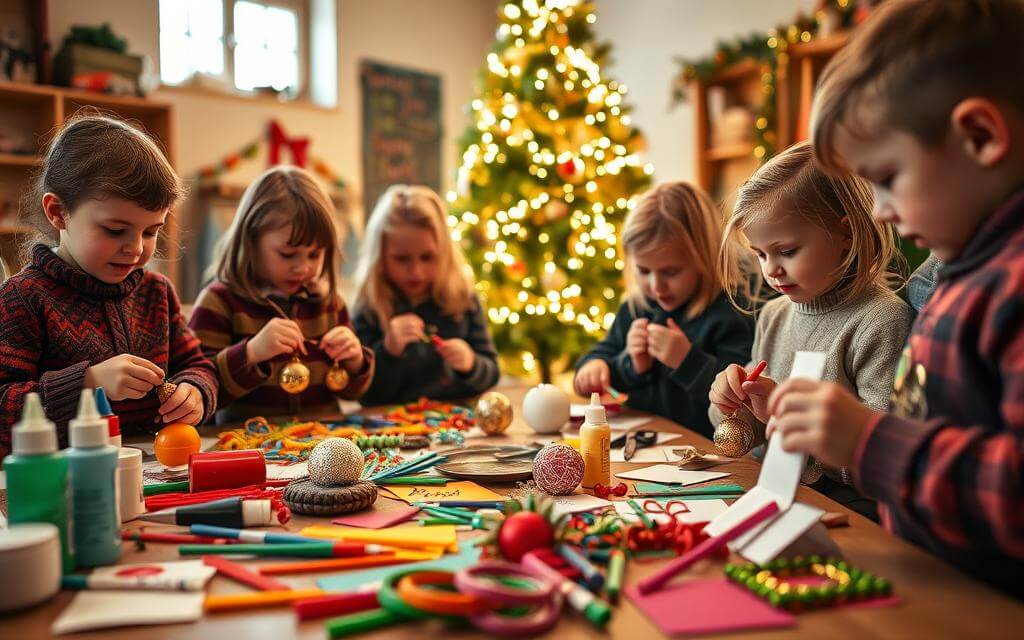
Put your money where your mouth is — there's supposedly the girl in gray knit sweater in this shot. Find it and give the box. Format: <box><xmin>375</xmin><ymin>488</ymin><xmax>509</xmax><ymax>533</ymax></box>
<box><xmin>709</xmin><ymin>141</ymin><xmax>913</xmax><ymax>520</ymax></box>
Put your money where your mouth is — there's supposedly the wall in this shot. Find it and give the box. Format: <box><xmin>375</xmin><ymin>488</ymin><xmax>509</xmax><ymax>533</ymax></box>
<box><xmin>593</xmin><ymin>0</ymin><xmax>818</xmax><ymax>184</ymax></box>
<box><xmin>47</xmin><ymin>0</ymin><xmax>499</xmax><ymax>204</ymax></box>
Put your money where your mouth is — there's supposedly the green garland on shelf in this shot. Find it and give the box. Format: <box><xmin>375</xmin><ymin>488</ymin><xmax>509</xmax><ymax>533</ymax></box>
<box><xmin>672</xmin><ymin>0</ymin><xmax>870</xmax><ymax>162</ymax></box>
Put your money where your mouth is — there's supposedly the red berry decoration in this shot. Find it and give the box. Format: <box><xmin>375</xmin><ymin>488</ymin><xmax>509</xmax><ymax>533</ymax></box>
<box><xmin>498</xmin><ymin>511</ymin><xmax>554</xmax><ymax>562</ymax></box>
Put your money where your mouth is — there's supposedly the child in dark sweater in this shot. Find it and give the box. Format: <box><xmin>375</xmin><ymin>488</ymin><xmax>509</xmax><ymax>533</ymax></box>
<box><xmin>574</xmin><ymin>182</ymin><xmax>754</xmax><ymax>437</ymax></box>
<box><xmin>0</xmin><ymin>115</ymin><xmax>218</xmax><ymax>455</ymax></box>
<box><xmin>352</xmin><ymin>185</ymin><xmax>499</xmax><ymax>404</ymax></box>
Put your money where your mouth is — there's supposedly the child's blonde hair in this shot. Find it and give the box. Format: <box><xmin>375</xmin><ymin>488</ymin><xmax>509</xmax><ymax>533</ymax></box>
<box><xmin>720</xmin><ymin>141</ymin><xmax>905</xmax><ymax>311</ymax></box>
<box><xmin>622</xmin><ymin>182</ymin><xmax>735</xmax><ymax>319</ymax></box>
<box><xmin>353</xmin><ymin>185</ymin><xmax>475</xmax><ymax>326</ymax></box>
<box><xmin>212</xmin><ymin>166</ymin><xmax>341</xmax><ymax>303</ymax></box>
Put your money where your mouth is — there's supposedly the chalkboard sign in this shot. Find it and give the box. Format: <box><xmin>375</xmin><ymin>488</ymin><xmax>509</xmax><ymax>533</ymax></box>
<box><xmin>360</xmin><ymin>60</ymin><xmax>442</xmax><ymax>219</ymax></box>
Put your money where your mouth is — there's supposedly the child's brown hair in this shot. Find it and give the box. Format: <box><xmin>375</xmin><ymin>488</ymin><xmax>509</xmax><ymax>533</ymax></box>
<box><xmin>20</xmin><ymin>112</ymin><xmax>183</xmax><ymax>256</ymax></box>
<box><xmin>812</xmin><ymin>0</ymin><xmax>1024</xmax><ymax>173</ymax></box>
<box><xmin>212</xmin><ymin>166</ymin><xmax>342</xmax><ymax>303</ymax></box>
<box><xmin>720</xmin><ymin>141</ymin><xmax>905</xmax><ymax>311</ymax></box>
<box><xmin>622</xmin><ymin>182</ymin><xmax>736</xmax><ymax>319</ymax></box>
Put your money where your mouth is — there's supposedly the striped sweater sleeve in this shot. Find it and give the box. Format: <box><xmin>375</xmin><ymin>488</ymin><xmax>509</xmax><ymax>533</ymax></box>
<box><xmin>164</xmin><ymin>280</ymin><xmax>218</xmax><ymax>424</ymax></box>
<box><xmin>332</xmin><ymin>300</ymin><xmax>375</xmax><ymax>400</ymax></box>
<box><xmin>188</xmin><ymin>285</ymin><xmax>270</xmax><ymax>404</ymax></box>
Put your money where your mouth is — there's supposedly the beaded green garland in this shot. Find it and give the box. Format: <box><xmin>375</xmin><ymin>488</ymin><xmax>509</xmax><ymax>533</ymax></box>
<box><xmin>352</xmin><ymin>434</ymin><xmax>405</xmax><ymax>450</ymax></box>
<box><xmin>725</xmin><ymin>556</ymin><xmax>892</xmax><ymax>611</ymax></box>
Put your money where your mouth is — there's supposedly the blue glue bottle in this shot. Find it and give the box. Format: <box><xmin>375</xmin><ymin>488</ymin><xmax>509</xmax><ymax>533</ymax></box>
<box><xmin>3</xmin><ymin>393</ymin><xmax>74</xmax><ymax>572</ymax></box>
<box><xmin>66</xmin><ymin>389</ymin><xmax>121</xmax><ymax>567</ymax></box>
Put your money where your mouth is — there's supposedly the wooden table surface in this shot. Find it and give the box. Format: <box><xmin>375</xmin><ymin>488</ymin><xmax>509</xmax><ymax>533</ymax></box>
<box><xmin>7</xmin><ymin>380</ymin><xmax>1023</xmax><ymax>638</ymax></box>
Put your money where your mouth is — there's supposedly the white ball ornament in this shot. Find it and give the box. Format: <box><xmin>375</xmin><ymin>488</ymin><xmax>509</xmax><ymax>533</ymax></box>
<box><xmin>522</xmin><ymin>384</ymin><xmax>571</xmax><ymax>434</ymax></box>
<box><xmin>308</xmin><ymin>438</ymin><xmax>364</xmax><ymax>487</ymax></box>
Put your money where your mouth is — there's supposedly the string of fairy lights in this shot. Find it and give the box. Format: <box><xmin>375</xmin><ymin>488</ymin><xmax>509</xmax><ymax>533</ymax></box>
<box><xmin>449</xmin><ymin>0</ymin><xmax>652</xmax><ymax>375</ymax></box>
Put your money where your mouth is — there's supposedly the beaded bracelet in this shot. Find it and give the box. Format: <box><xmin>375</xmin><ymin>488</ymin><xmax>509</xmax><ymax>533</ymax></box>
<box><xmin>725</xmin><ymin>556</ymin><xmax>893</xmax><ymax>610</ymax></box>
<box><xmin>453</xmin><ymin>561</ymin><xmax>557</xmax><ymax>606</ymax></box>
<box><xmin>396</xmin><ymin>571</ymin><xmax>493</xmax><ymax>616</ymax></box>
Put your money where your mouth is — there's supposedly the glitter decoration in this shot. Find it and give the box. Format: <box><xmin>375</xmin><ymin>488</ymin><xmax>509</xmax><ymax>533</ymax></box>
<box><xmin>713</xmin><ymin>415</ymin><xmax>755</xmax><ymax>457</ymax></box>
<box><xmin>532</xmin><ymin>444</ymin><xmax>585</xmax><ymax>495</ymax></box>
<box><xmin>308</xmin><ymin>437</ymin><xmax>364</xmax><ymax>487</ymax></box>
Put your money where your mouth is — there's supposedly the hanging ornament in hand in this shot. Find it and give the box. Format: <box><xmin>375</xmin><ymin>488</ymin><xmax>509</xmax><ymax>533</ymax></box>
<box><xmin>713</xmin><ymin>415</ymin><xmax>755</xmax><ymax>457</ymax></box>
<box><xmin>556</xmin><ymin>155</ymin><xmax>585</xmax><ymax>184</ymax></box>
<box><xmin>325</xmin><ymin>360</ymin><xmax>350</xmax><ymax>393</ymax></box>
<box><xmin>279</xmin><ymin>355</ymin><xmax>311</xmax><ymax>394</ymax></box>
<box><xmin>475</xmin><ymin>391</ymin><xmax>513</xmax><ymax>435</ymax></box>
<box><xmin>156</xmin><ymin>381</ymin><xmax>177</xmax><ymax>404</ymax></box>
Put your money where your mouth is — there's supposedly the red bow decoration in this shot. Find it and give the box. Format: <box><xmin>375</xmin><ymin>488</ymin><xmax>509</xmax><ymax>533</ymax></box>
<box><xmin>268</xmin><ymin>120</ymin><xmax>310</xmax><ymax>168</ymax></box>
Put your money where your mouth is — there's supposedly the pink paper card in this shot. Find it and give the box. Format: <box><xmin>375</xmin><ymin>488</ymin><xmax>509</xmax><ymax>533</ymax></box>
<box><xmin>332</xmin><ymin>506</ymin><xmax>420</xmax><ymax>529</ymax></box>
<box><xmin>625</xmin><ymin>578</ymin><xmax>795</xmax><ymax>636</ymax></box>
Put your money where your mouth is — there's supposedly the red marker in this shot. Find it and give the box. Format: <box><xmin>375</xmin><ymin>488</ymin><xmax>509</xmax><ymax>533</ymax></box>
<box><xmin>430</xmin><ymin>334</ymin><xmax>444</xmax><ymax>349</ymax></box>
<box><xmin>745</xmin><ymin>360</ymin><xmax>768</xmax><ymax>383</ymax></box>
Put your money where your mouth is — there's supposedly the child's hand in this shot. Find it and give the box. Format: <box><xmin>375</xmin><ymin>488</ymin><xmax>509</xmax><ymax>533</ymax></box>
<box><xmin>647</xmin><ymin>318</ymin><xmax>691</xmax><ymax>370</ymax></box>
<box><xmin>85</xmin><ymin>354</ymin><xmax>164</xmax><ymax>401</ymax></box>
<box><xmin>710</xmin><ymin>363</ymin><xmax>776</xmax><ymax>422</ymax></box>
<box><xmin>626</xmin><ymin>318</ymin><xmax>653</xmax><ymax>374</ymax></box>
<box><xmin>157</xmin><ymin>382</ymin><xmax>204</xmax><ymax>425</ymax></box>
<box><xmin>247</xmin><ymin>318</ymin><xmax>306</xmax><ymax>364</ymax></box>
<box><xmin>384</xmin><ymin>313</ymin><xmax>425</xmax><ymax>356</ymax></box>
<box><xmin>574</xmin><ymin>359</ymin><xmax>611</xmax><ymax>395</ymax></box>
<box><xmin>320</xmin><ymin>326</ymin><xmax>364</xmax><ymax>371</ymax></box>
<box><xmin>766</xmin><ymin>380</ymin><xmax>879</xmax><ymax>469</ymax></box>
<box><xmin>436</xmin><ymin>338</ymin><xmax>475</xmax><ymax>373</ymax></box>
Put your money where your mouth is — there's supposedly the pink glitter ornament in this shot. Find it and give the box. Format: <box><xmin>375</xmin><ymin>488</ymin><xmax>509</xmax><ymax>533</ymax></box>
<box><xmin>532</xmin><ymin>444</ymin><xmax>584</xmax><ymax>496</ymax></box>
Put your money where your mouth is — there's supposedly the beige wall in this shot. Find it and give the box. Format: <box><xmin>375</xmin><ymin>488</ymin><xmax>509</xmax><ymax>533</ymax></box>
<box><xmin>594</xmin><ymin>0</ymin><xmax>818</xmax><ymax>184</ymax></box>
<box><xmin>47</xmin><ymin>0</ymin><xmax>499</xmax><ymax>210</ymax></box>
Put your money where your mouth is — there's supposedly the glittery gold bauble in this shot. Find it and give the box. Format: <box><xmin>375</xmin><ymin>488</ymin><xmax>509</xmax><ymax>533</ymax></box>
<box><xmin>325</xmin><ymin>363</ymin><xmax>350</xmax><ymax>392</ymax></box>
<box><xmin>476</xmin><ymin>391</ymin><xmax>513</xmax><ymax>435</ymax></box>
<box><xmin>713</xmin><ymin>415</ymin><xmax>755</xmax><ymax>457</ymax></box>
<box><xmin>279</xmin><ymin>355</ymin><xmax>311</xmax><ymax>394</ymax></box>
<box><xmin>157</xmin><ymin>381</ymin><xmax>177</xmax><ymax>403</ymax></box>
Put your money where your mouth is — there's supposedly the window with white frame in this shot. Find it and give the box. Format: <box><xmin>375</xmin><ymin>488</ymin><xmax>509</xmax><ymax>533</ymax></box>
<box><xmin>159</xmin><ymin>0</ymin><xmax>306</xmax><ymax>97</ymax></box>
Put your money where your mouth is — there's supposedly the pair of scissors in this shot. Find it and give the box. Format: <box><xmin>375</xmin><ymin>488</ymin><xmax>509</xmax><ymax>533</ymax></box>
<box><xmin>610</xmin><ymin>429</ymin><xmax>658</xmax><ymax>461</ymax></box>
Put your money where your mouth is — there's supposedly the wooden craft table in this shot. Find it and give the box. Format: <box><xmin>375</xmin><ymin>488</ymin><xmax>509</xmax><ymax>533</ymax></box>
<box><xmin>6</xmin><ymin>380</ymin><xmax>1023</xmax><ymax>638</ymax></box>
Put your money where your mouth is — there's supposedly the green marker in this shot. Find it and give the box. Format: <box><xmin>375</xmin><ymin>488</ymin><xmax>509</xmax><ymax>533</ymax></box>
<box><xmin>377</xmin><ymin>476</ymin><xmax>448</xmax><ymax>486</ymax></box>
<box><xmin>326</xmin><ymin>608</ymin><xmax>408</xmax><ymax>638</ymax></box>
<box><xmin>627</xmin><ymin>498</ymin><xmax>656</xmax><ymax>529</ymax></box>
<box><xmin>143</xmin><ymin>480</ymin><xmax>191</xmax><ymax>496</ymax></box>
<box><xmin>606</xmin><ymin>549</ymin><xmax>626</xmax><ymax>603</ymax></box>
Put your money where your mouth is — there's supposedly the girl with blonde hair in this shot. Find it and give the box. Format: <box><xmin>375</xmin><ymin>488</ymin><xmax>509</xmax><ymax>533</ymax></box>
<box><xmin>574</xmin><ymin>181</ymin><xmax>754</xmax><ymax>437</ymax></box>
<box><xmin>352</xmin><ymin>185</ymin><xmax>499</xmax><ymax>403</ymax></box>
<box><xmin>709</xmin><ymin>140</ymin><xmax>912</xmax><ymax>518</ymax></box>
<box><xmin>189</xmin><ymin>166</ymin><xmax>373</xmax><ymax>422</ymax></box>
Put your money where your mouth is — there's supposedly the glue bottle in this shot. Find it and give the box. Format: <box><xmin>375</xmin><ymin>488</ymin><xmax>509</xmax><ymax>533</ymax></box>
<box><xmin>94</xmin><ymin>387</ymin><xmax>120</xmax><ymax>448</ymax></box>
<box><xmin>580</xmin><ymin>392</ymin><xmax>611</xmax><ymax>488</ymax></box>
<box><xmin>3</xmin><ymin>393</ymin><xmax>74</xmax><ymax>572</ymax></box>
<box><xmin>66</xmin><ymin>389</ymin><xmax>120</xmax><ymax>567</ymax></box>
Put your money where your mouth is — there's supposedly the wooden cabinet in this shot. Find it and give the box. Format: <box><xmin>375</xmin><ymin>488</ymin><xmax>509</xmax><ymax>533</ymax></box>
<box><xmin>0</xmin><ymin>81</ymin><xmax>178</xmax><ymax>284</ymax></box>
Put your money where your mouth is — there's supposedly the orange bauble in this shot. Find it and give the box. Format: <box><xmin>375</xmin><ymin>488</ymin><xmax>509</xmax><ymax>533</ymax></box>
<box><xmin>154</xmin><ymin>423</ymin><xmax>201</xmax><ymax>467</ymax></box>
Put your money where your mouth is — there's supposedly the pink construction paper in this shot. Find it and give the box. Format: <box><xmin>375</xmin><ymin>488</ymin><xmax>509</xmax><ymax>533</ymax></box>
<box><xmin>625</xmin><ymin>578</ymin><xmax>795</xmax><ymax>636</ymax></box>
<box><xmin>332</xmin><ymin>506</ymin><xmax>420</xmax><ymax>529</ymax></box>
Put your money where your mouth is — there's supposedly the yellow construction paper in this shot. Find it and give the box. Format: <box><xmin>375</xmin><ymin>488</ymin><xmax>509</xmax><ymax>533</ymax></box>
<box><xmin>382</xmin><ymin>481</ymin><xmax>504</xmax><ymax>505</ymax></box>
<box><xmin>300</xmin><ymin>524</ymin><xmax>458</xmax><ymax>553</ymax></box>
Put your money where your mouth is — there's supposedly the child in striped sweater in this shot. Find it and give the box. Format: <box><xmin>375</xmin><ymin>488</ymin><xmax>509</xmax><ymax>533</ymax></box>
<box><xmin>189</xmin><ymin>167</ymin><xmax>373</xmax><ymax>423</ymax></box>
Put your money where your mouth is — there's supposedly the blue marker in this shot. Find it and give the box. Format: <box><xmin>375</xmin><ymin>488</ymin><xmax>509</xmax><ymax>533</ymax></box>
<box><xmin>189</xmin><ymin>524</ymin><xmax>315</xmax><ymax>544</ymax></box>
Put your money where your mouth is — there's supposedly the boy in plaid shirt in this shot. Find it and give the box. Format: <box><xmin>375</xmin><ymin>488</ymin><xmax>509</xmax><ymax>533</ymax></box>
<box><xmin>767</xmin><ymin>0</ymin><xmax>1024</xmax><ymax>597</ymax></box>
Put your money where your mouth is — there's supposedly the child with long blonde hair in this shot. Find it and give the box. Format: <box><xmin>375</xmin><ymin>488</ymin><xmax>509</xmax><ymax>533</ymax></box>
<box><xmin>352</xmin><ymin>185</ymin><xmax>499</xmax><ymax>403</ymax></box>
<box><xmin>189</xmin><ymin>166</ymin><xmax>373</xmax><ymax>423</ymax></box>
<box><xmin>0</xmin><ymin>114</ymin><xmax>217</xmax><ymax>454</ymax></box>
<box><xmin>574</xmin><ymin>181</ymin><xmax>754</xmax><ymax>437</ymax></box>
<box><xmin>709</xmin><ymin>140</ymin><xmax>912</xmax><ymax>518</ymax></box>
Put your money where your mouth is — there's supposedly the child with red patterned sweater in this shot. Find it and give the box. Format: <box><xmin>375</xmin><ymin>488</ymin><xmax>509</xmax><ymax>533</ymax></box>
<box><xmin>767</xmin><ymin>0</ymin><xmax>1024</xmax><ymax>597</ymax></box>
<box><xmin>0</xmin><ymin>115</ymin><xmax>218</xmax><ymax>455</ymax></box>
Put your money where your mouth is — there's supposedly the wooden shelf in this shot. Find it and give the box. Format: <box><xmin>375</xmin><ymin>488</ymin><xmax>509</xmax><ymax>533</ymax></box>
<box><xmin>704</xmin><ymin>58</ymin><xmax>762</xmax><ymax>85</ymax></box>
<box><xmin>0</xmin><ymin>153</ymin><xmax>38</xmax><ymax>168</ymax></box>
<box><xmin>788</xmin><ymin>32</ymin><xmax>850</xmax><ymax>58</ymax></box>
<box><xmin>706</xmin><ymin>143</ymin><xmax>755</xmax><ymax>162</ymax></box>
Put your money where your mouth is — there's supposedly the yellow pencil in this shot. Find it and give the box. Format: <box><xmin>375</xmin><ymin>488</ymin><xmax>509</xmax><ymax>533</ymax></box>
<box><xmin>204</xmin><ymin>589</ymin><xmax>324</xmax><ymax>612</ymax></box>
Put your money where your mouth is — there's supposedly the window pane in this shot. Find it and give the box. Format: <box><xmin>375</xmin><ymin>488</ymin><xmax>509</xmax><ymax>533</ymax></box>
<box><xmin>233</xmin><ymin>1</ymin><xmax>300</xmax><ymax>92</ymax></box>
<box><xmin>267</xmin><ymin>6</ymin><xmax>297</xmax><ymax>51</ymax></box>
<box><xmin>234</xmin><ymin>1</ymin><xmax>266</xmax><ymax>46</ymax></box>
<box><xmin>234</xmin><ymin>43</ymin><xmax>266</xmax><ymax>91</ymax></box>
<box><xmin>159</xmin><ymin>0</ymin><xmax>224</xmax><ymax>85</ymax></box>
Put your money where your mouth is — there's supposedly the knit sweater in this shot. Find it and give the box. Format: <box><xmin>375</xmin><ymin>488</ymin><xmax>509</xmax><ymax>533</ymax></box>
<box><xmin>352</xmin><ymin>293</ymin><xmax>500</xmax><ymax>405</ymax></box>
<box><xmin>709</xmin><ymin>282</ymin><xmax>914</xmax><ymax>483</ymax></box>
<box><xmin>0</xmin><ymin>245</ymin><xmax>218</xmax><ymax>455</ymax></box>
<box><xmin>189</xmin><ymin>281</ymin><xmax>374</xmax><ymax>424</ymax></box>
<box><xmin>577</xmin><ymin>294</ymin><xmax>755</xmax><ymax>438</ymax></box>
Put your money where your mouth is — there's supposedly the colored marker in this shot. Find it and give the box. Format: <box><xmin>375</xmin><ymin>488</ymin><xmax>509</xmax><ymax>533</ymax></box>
<box><xmin>121</xmin><ymin>530</ymin><xmax>230</xmax><ymax>545</ymax></box>
<box><xmin>523</xmin><ymin>550</ymin><xmax>611</xmax><ymax>628</ymax></box>
<box><xmin>205</xmin><ymin>589</ymin><xmax>325</xmax><ymax>612</ymax></box>
<box><xmin>143</xmin><ymin>480</ymin><xmax>191</xmax><ymax>496</ymax></box>
<box><xmin>627</xmin><ymin>498</ymin><xmax>656</xmax><ymax>529</ymax></box>
<box><xmin>556</xmin><ymin>544</ymin><xmax>606</xmax><ymax>592</ymax></box>
<box><xmin>414</xmin><ymin>500</ymin><xmax>505</xmax><ymax>510</ymax></box>
<box><xmin>190</xmin><ymin>524</ymin><xmax>316</xmax><ymax>544</ymax></box>
<box><xmin>179</xmin><ymin>542</ymin><xmax>394</xmax><ymax>558</ymax></box>
<box><xmin>746</xmin><ymin>360</ymin><xmax>768</xmax><ymax>382</ymax></box>
<box><xmin>294</xmin><ymin>592</ymin><xmax>380</xmax><ymax>621</ymax></box>
<box><xmin>137</xmin><ymin>497</ymin><xmax>275</xmax><ymax>527</ymax></box>
<box><xmin>606</xmin><ymin>550</ymin><xmax>626</xmax><ymax>603</ymax></box>
<box><xmin>202</xmin><ymin>555</ymin><xmax>288</xmax><ymax>591</ymax></box>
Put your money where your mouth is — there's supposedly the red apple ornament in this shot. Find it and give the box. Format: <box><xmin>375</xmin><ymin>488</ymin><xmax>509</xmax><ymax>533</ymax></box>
<box><xmin>498</xmin><ymin>511</ymin><xmax>554</xmax><ymax>561</ymax></box>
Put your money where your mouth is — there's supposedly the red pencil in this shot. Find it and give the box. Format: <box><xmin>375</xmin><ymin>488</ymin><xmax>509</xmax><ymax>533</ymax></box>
<box><xmin>202</xmin><ymin>555</ymin><xmax>289</xmax><ymax>591</ymax></box>
<box><xmin>746</xmin><ymin>360</ymin><xmax>768</xmax><ymax>382</ymax></box>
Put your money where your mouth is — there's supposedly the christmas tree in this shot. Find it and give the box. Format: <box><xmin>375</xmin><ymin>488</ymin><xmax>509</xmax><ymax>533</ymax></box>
<box><xmin>451</xmin><ymin>0</ymin><xmax>652</xmax><ymax>382</ymax></box>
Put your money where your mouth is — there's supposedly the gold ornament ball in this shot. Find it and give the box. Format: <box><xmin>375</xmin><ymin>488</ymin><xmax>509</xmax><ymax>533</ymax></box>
<box><xmin>713</xmin><ymin>415</ymin><xmax>755</xmax><ymax>457</ymax></box>
<box><xmin>476</xmin><ymin>391</ymin><xmax>513</xmax><ymax>435</ymax></box>
<box><xmin>279</xmin><ymin>355</ymin><xmax>311</xmax><ymax>394</ymax></box>
<box><xmin>325</xmin><ymin>365</ymin><xmax>350</xmax><ymax>392</ymax></box>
